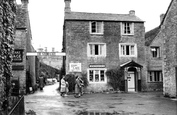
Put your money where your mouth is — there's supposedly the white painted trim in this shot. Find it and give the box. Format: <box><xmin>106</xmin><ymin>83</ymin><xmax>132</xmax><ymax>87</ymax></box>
<box><xmin>87</xmin><ymin>68</ymin><xmax>107</xmax><ymax>83</ymax></box>
<box><xmin>87</xmin><ymin>43</ymin><xmax>106</xmax><ymax>57</ymax></box>
<box><xmin>119</xmin><ymin>43</ymin><xmax>137</xmax><ymax>57</ymax></box>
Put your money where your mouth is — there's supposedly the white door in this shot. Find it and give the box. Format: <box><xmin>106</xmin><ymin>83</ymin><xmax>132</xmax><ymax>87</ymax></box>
<box><xmin>128</xmin><ymin>72</ymin><xmax>135</xmax><ymax>92</ymax></box>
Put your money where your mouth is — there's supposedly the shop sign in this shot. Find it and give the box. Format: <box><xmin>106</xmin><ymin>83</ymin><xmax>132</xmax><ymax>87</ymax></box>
<box><xmin>12</xmin><ymin>49</ymin><xmax>23</xmax><ymax>62</ymax></box>
<box><xmin>89</xmin><ymin>64</ymin><xmax>106</xmax><ymax>68</ymax></box>
<box><xmin>69</xmin><ymin>63</ymin><xmax>81</xmax><ymax>72</ymax></box>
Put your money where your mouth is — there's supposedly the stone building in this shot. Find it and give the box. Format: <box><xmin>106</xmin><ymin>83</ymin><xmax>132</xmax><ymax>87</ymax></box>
<box><xmin>13</xmin><ymin>0</ymin><xmax>36</xmax><ymax>94</ymax></box>
<box><xmin>162</xmin><ymin>0</ymin><xmax>177</xmax><ymax>97</ymax></box>
<box><xmin>145</xmin><ymin>0</ymin><xmax>177</xmax><ymax>97</ymax></box>
<box><xmin>63</xmin><ymin>0</ymin><xmax>148</xmax><ymax>92</ymax></box>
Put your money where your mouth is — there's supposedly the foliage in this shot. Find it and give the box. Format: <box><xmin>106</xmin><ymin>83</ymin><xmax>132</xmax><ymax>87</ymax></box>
<box><xmin>64</xmin><ymin>73</ymin><xmax>89</xmax><ymax>92</ymax></box>
<box><xmin>105</xmin><ymin>68</ymin><xmax>124</xmax><ymax>91</ymax></box>
<box><xmin>0</xmin><ymin>0</ymin><xmax>16</xmax><ymax>112</ymax></box>
<box><xmin>64</xmin><ymin>74</ymin><xmax>75</xmax><ymax>92</ymax></box>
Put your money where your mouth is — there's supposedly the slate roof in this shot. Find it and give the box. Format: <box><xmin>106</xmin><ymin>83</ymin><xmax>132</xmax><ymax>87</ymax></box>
<box><xmin>145</xmin><ymin>26</ymin><xmax>160</xmax><ymax>46</ymax></box>
<box><xmin>145</xmin><ymin>0</ymin><xmax>174</xmax><ymax>46</ymax></box>
<box><xmin>65</xmin><ymin>12</ymin><xmax>144</xmax><ymax>22</ymax></box>
<box><xmin>15</xmin><ymin>5</ymin><xmax>27</xmax><ymax>29</ymax></box>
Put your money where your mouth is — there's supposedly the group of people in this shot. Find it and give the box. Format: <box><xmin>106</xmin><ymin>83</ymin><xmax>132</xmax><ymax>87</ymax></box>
<box><xmin>60</xmin><ymin>75</ymin><xmax>84</xmax><ymax>98</ymax></box>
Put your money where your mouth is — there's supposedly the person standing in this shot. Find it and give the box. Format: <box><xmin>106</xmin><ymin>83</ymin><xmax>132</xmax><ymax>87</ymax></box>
<box><xmin>74</xmin><ymin>76</ymin><xmax>81</xmax><ymax>98</ymax></box>
<box><xmin>79</xmin><ymin>77</ymin><xmax>84</xmax><ymax>96</ymax></box>
<box><xmin>60</xmin><ymin>76</ymin><xmax>66</xmax><ymax>97</ymax></box>
<box><xmin>39</xmin><ymin>75</ymin><xmax>44</xmax><ymax>90</ymax></box>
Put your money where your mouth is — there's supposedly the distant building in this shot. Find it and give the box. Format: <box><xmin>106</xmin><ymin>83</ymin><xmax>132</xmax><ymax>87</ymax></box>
<box><xmin>145</xmin><ymin>0</ymin><xmax>177</xmax><ymax>97</ymax></box>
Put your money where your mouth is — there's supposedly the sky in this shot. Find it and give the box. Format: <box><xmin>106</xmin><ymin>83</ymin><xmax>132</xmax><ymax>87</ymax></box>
<box><xmin>22</xmin><ymin>0</ymin><xmax>171</xmax><ymax>52</ymax></box>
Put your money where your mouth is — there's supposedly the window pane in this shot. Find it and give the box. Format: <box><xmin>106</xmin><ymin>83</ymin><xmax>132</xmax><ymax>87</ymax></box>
<box><xmin>150</xmin><ymin>72</ymin><xmax>153</xmax><ymax>82</ymax></box>
<box><xmin>95</xmin><ymin>70</ymin><xmax>99</xmax><ymax>82</ymax></box>
<box><xmin>91</xmin><ymin>22</ymin><xmax>96</xmax><ymax>33</ymax></box>
<box><xmin>100</xmin><ymin>70</ymin><xmax>105</xmax><ymax>81</ymax></box>
<box><xmin>100</xmin><ymin>44</ymin><xmax>104</xmax><ymax>55</ymax></box>
<box><xmin>95</xmin><ymin>45</ymin><xmax>99</xmax><ymax>55</ymax></box>
<box><xmin>126</xmin><ymin>45</ymin><xmax>130</xmax><ymax>55</ymax></box>
<box><xmin>97</xmin><ymin>22</ymin><xmax>102</xmax><ymax>33</ymax></box>
<box><xmin>130</xmin><ymin>45</ymin><xmax>134</xmax><ymax>55</ymax></box>
<box><xmin>89</xmin><ymin>70</ymin><xmax>93</xmax><ymax>82</ymax></box>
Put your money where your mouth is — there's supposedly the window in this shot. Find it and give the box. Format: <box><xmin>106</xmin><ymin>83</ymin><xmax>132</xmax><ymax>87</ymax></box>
<box><xmin>88</xmin><ymin>69</ymin><xmax>106</xmax><ymax>82</ymax></box>
<box><xmin>88</xmin><ymin>43</ymin><xmax>106</xmax><ymax>57</ymax></box>
<box><xmin>148</xmin><ymin>71</ymin><xmax>163</xmax><ymax>82</ymax></box>
<box><xmin>90</xmin><ymin>21</ymin><xmax>103</xmax><ymax>34</ymax></box>
<box><xmin>121</xmin><ymin>22</ymin><xmax>134</xmax><ymax>35</ymax></box>
<box><xmin>119</xmin><ymin>43</ymin><xmax>137</xmax><ymax>57</ymax></box>
<box><xmin>151</xmin><ymin>47</ymin><xmax>160</xmax><ymax>58</ymax></box>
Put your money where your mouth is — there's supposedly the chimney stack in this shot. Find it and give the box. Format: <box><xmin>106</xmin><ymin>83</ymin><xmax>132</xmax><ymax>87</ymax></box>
<box><xmin>160</xmin><ymin>14</ymin><xmax>165</xmax><ymax>23</ymax></box>
<box><xmin>129</xmin><ymin>10</ymin><xmax>135</xmax><ymax>16</ymax></box>
<box><xmin>64</xmin><ymin>0</ymin><xmax>71</xmax><ymax>12</ymax></box>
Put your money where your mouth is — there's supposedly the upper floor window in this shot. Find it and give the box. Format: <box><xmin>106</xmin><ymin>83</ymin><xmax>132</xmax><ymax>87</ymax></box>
<box><xmin>90</xmin><ymin>21</ymin><xmax>103</xmax><ymax>34</ymax></box>
<box><xmin>87</xmin><ymin>43</ymin><xmax>106</xmax><ymax>57</ymax></box>
<box><xmin>151</xmin><ymin>47</ymin><xmax>160</xmax><ymax>58</ymax></box>
<box><xmin>88</xmin><ymin>69</ymin><xmax>106</xmax><ymax>83</ymax></box>
<box><xmin>121</xmin><ymin>22</ymin><xmax>134</xmax><ymax>35</ymax></box>
<box><xmin>148</xmin><ymin>71</ymin><xmax>163</xmax><ymax>82</ymax></box>
<box><xmin>119</xmin><ymin>43</ymin><xmax>137</xmax><ymax>57</ymax></box>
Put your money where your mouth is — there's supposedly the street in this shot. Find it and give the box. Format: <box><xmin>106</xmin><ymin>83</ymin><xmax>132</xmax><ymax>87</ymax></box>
<box><xmin>25</xmin><ymin>82</ymin><xmax>177</xmax><ymax>115</ymax></box>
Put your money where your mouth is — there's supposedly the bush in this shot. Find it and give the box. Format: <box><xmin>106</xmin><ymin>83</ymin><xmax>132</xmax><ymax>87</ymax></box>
<box><xmin>64</xmin><ymin>73</ymin><xmax>89</xmax><ymax>92</ymax></box>
<box><xmin>106</xmin><ymin>68</ymin><xmax>124</xmax><ymax>91</ymax></box>
<box><xmin>65</xmin><ymin>74</ymin><xmax>76</xmax><ymax>92</ymax></box>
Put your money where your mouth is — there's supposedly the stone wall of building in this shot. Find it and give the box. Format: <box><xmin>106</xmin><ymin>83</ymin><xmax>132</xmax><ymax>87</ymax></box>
<box><xmin>162</xmin><ymin>0</ymin><xmax>177</xmax><ymax>97</ymax></box>
<box><xmin>64</xmin><ymin>20</ymin><xmax>147</xmax><ymax>92</ymax></box>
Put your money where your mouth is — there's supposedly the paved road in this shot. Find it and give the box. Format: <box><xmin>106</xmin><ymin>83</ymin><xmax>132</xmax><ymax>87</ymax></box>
<box><xmin>25</xmin><ymin>82</ymin><xmax>177</xmax><ymax>115</ymax></box>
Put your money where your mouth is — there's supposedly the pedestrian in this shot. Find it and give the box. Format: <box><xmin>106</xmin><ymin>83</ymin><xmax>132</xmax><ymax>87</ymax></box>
<box><xmin>39</xmin><ymin>75</ymin><xmax>44</xmax><ymax>90</ymax></box>
<box><xmin>60</xmin><ymin>75</ymin><xmax>66</xmax><ymax>97</ymax></box>
<box><xmin>74</xmin><ymin>75</ymin><xmax>82</xmax><ymax>98</ymax></box>
<box><xmin>65</xmin><ymin>81</ymin><xmax>69</xmax><ymax>96</ymax></box>
<box><xmin>79</xmin><ymin>76</ymin><xmax>84</xmax><ymax>96</ymax></box>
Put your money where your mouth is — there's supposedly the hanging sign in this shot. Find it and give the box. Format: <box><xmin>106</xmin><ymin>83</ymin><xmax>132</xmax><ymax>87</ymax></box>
<box><xmin>12</xmin><ymin>49</ymin><xmax>23</xmax><ymax>62</ymax></box>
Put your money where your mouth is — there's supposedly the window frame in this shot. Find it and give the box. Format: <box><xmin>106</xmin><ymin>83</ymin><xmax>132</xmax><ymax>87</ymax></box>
<box><xmin>150</xmin><ymin>46</ymin><xmax>160</xmax><ymax>58</ymax></box>
<box><xmin>87</xmin><ymin>68</ymin><xmax>107</xmax><ymax>83</ymax></box>
<box><xmin>148</xmin><ymin>71</ymin><xmax>163</xmax><ymax>83</ymax></box>
<box><xmin>90</xmin><ymin>21</ymin><xmax>104</xmax><ymax>34</ymax></box>
<box><xmin>121</xmin><ymin>22</ymin><xmax>134</xmax><ymax>35</ymax></box>
<box><xmin>119</xmin><ymin>43</ymin><xmax>137</xmax><ymax>57</ymax></box>
<box><xmin>87</xmin><ymin>43</ymin><xmax>106</xmax><ymax>57</ymax></box>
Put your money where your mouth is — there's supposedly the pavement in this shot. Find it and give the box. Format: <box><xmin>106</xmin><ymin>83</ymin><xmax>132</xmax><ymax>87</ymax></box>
<box><xmin>25</xmin><ymin>82</ymin><xmax>177</xmax><ymax>115</ymax></box>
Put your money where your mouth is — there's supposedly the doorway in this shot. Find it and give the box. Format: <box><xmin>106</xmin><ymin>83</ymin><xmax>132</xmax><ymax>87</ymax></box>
<box><xmin>127</xmin><ymin>72</ymin><xmax>135</xmax><ymax>92</ymax></box>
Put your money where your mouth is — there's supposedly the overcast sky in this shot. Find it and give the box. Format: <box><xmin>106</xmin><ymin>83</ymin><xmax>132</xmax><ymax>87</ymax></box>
<box><xmin>26</xmin><ymin>0</ymin><xmax>171</xmax><ymax>52</ymax></box>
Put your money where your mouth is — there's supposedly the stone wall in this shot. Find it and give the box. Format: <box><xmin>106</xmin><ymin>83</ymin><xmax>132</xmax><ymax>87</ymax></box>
<box><xmin>162</xmin><ymin>0</ymin><xmax>177</xmax><ymax>97</ymax></box>
<box><xmin>64</xmin><ymin>20</ymin><xmax>146</xmax><ymax>92</ymax></box>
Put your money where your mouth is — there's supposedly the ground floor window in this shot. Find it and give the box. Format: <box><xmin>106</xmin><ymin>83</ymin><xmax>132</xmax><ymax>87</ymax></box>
<box><xmin>88</xmin><ymin>69</ymin><xmax>106</xmax><ymax>83</ymax></box>
<box><xmin>148</xmin><ymin>71</ymin><xmax>163</xmax><ymax>82</ymax></box>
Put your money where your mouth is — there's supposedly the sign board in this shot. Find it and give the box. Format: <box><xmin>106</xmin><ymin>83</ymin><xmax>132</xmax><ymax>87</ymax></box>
<box><xmin>12</xmin><ymin>49</ymin><xmax>23</xmax><ymax>62</ymax></box>
<box><xmin>12</xmin><ymin>65</ymin><xmax>24</xmax><ymax>70</ymax></box>
<box><xmin>89</xmin><ymin>64</ymin><xmax>106</xmax><ymax>68</ymax></box>
<box><xmin>69</xmin><ymin>63</ymin><xmax>81</xmax><ymax>72</ymax></box>
<box><xmin>26</xmin><ymin>52</ymin><xmax>66</xmax><ymax>56</ymax></box>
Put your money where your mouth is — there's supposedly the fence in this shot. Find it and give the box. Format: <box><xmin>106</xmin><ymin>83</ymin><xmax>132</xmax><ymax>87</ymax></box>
<box><xmin>8</xmin><ymin>96</ymin><xmax>25</xmax><ymax>115</ymax></box>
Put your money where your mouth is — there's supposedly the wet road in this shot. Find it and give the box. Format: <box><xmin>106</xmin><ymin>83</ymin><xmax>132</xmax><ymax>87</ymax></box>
<box><xmin>25</xmin><ymin>82</ymin><xmax>177</xmax><ymax>115</ymax></box>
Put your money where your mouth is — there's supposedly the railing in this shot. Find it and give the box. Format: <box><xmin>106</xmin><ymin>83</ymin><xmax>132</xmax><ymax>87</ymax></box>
<box><xmin>8</xmin><ymin>96</ymin><xmax>25</xmax><ymax>115</ymax></box>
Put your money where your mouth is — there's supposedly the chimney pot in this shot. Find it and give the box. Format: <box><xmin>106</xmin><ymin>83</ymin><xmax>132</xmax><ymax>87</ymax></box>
<box><xmin>129</xmin><ymin>10</ymin><xmax>135</xmax><ymax>15</ymax></box>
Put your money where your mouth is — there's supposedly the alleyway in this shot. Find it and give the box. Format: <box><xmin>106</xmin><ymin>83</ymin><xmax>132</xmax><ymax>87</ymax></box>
<box><xmin>25</xmin><ymin>82</ymin><xmax>177</xmax><ymax>115</ymax></box>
